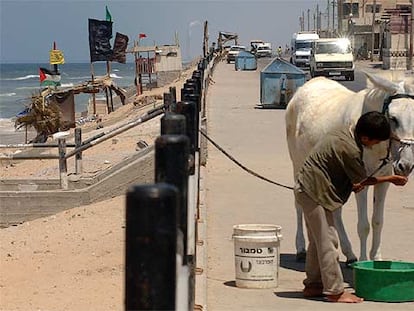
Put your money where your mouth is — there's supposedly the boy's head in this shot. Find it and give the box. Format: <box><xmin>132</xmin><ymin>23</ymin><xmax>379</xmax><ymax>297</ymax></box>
<box><xmin>355</xmin><ymin>111</ymin><xmax>391</xmax><ymax>146</ymax></box>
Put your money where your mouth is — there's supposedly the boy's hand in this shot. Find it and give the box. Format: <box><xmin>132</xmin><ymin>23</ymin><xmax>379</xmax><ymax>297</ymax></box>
<box><xmin>352</xmin><ymin>183</ymin><xmax>365</xmax><ymax>193</ymax></box>
<box><xmin>389</xmin><ymin>175</ymin><xmax>408</xmax><ymax>186</ymax></box>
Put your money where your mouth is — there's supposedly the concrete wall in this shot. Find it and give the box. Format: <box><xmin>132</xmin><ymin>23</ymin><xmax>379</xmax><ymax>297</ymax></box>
<box><xmin>157</xmin><ymin>70</ymin><xmax>182</xmax><ymax>87</ymax></box>
<box><xmin>0</xmin><ymin>147</ymin><xmax>155</xmax><ymax>228</ymax></box>
<box><xmin>155</xmin><ymin>45</ymin><xmax>183</xmax><ymax>72</ymax></box>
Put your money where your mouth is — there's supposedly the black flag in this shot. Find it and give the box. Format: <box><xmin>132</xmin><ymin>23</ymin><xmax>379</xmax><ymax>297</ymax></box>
<box><xmin>112</xmin><ymin>32</ymin><xmax>129</xmax><ymax>64</ymax></box>
<box><xmin>88</xmin><ymin>18</ymin><xmax>113</xmax><ymax>62</ymax></box>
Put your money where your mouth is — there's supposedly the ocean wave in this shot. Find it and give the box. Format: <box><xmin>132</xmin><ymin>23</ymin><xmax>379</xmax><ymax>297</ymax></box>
<box><xmin>2</xmin><ymin>74</ymin><xmax>39</xmax><ymax>81</ymax></box>
<box><xmin>109</xmin><ymin>73</ymin><xmax>123</xmax><ymax>79</ymax></box>
<box><xmin>0</xmin><ymin>92</ymin><xmax>17</xmax><ymax>97</ymax></box>
<box><xmin>66</xmin><ymin>76</ymin><xmax>91</xmax><ymax>80</ymax></box>
<box><xmin>0</xmin><ymin>118</ymin><xmax>16</xmax><ymax>132</ymax></box>
<box><xmin>60</xmin><ymin>83</ymin><xmax>74</xmax><ymax>88</ymax></box>
<box><xmin>15</xmin><ymin>86</ymin><xmax>42</xmax><ymax>90</ymax></box>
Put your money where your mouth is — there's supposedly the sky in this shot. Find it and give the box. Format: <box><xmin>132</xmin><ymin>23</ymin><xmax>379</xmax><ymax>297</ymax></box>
<box><xmin>0</xmin><ymin>0</ymin><xmax>329</xmax><ymax>63</ymax></box>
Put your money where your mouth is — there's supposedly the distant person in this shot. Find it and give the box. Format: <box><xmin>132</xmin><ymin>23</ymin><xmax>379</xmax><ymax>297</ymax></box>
<box><xmin>277</xmin><ymin>46</ymin><xmax>282</xmax><ymax>57</ymax></box>
<box><xmin>294</xmin><ymin>111</ymin><xmax>407</xmax><ymax>303</ymax></box>
<box><xmin>285</xmin><ymin>46</ymin><xmax>290</xmax><ymax>55</ymax></box>
<box><xmin>357</xmin><ymin>42</ymin><xmax>368</xmax><ymax>60</ymax></box>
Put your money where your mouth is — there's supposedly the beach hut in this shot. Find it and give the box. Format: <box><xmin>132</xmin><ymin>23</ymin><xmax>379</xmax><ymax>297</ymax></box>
<box><xmin>235</xmin><ymin>51</ymin><xmax>257</xmax><ymax>71</ymax></box>
<box><xmin>258</xmin><ymin>57</ymin><xmax>305</xmax><ymax>108</ymax></box>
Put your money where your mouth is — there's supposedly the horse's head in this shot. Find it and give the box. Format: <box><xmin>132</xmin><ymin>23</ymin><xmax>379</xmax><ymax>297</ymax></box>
<box><xmin>366</xmin><ymin>73</ymin><xmax>414</xmax><ymax>177</ymax></box>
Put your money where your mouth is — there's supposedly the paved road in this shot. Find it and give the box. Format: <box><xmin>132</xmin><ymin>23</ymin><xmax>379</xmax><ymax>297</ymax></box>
<box><xmin>197</xmin><ymin>58</ymin><xmax>414</xmax><ymax>310</ymax></box>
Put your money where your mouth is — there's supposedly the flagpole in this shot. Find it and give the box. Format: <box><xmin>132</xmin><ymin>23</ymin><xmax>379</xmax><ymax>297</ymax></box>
<box><xmin>134</xmin><ymin>40</ymin><xmax>139</xmax><ymax>95</ymax></box>
<box><xmin>52</xmin><ymin>42</ymin><xmax>58</xmax><ymax>90</ymax></box>
<box><xmin>90</xmin><ymin>62</ymin><xmax>96</xmax><ymax>115</ymax></box>
<box><xmin>53</xmin><ymin>42</ymin><xmax>58</xmax><ymax>74</ymax></box>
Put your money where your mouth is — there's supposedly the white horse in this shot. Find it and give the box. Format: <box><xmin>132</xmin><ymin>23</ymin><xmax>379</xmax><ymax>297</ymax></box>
<box><xmin>286</xmin><ymin>72</ymin><xmax>414</xmax><ymax>263</ymax></box>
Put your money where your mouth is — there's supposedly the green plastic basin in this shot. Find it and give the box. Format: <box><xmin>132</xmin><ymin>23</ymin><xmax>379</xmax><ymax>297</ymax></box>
<box><xmin>352</xmin><ymin>260</ymin><xmax>414</xmax><ymax>302</ymax></box>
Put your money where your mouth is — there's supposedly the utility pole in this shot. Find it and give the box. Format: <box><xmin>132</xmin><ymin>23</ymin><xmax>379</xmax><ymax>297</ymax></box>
<box><xmin>320</xmin><ymin>11</ymin><xmax>323</xmax><ymax>33</ymax></box>
<box><xmin>332</xmin><ymin>0</ymin><xmax>335</xmax><ymax>34</ymax></box>
<box><xmin>327</xmin><ymin>0</ymin><xmax>330</xmax><ymax>34</ymax></box>
<box><xmin>308</xmin><ymin>9</ymin><xmax>310</xmax><ymax>31</ymax></box>
<box><xmin>302</xmin><ymin>11</ymin><xmax>305</xmax><ymax>31</ymax></box>
<box><xmin>371</xmin><ymin>0</ymin><xmax>376</xmax><ymax>62</ymax></box>
<box><xmin>338</xmin><ymin>0</ymin><xmax>343</xmax><ymax>34</ymax></box>
<box><xmin>409</xmin><ymin>0</ymin><xmax>413</xmax><ymax>70</ymax></box>
<box><xmin>317</xmin><ymin>4</ymin><xmax>320</xmax><ymax>31</ymax></box>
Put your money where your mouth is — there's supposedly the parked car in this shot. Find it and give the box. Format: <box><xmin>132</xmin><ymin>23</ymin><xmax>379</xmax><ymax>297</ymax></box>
<box><xmin>227</xmin><ymin>45</ymin><xmax>246</xmax><ymax>63</ymax></box>
<box><xmin>255</xmin><ymin>45</ymin><xmax>272</xmax><ymax>58</ymax></box>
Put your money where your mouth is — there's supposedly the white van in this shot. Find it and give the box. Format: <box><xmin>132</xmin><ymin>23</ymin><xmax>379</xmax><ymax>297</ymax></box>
<box><xmin>309</xmin><ymin>38</ymin><xmax>354</xmax><ymax>81</ymax></box>
<box><xmin>290</xmin><ymin>32</ymin><xmax>320</xmax><ymax>67</ymax></box>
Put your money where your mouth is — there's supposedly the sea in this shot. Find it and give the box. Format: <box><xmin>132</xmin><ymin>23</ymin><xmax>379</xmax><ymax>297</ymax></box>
<box><xmin>0</xmin><ymin>62</ymin><xmax>140</xmax><ymax>143</ymax></box>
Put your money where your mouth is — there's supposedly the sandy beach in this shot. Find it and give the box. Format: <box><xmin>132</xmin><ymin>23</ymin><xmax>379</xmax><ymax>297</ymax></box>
<box><xmin>0</xmin><ymin>63</ymin><xmax>197</xmax><ymax>310</ymax></box>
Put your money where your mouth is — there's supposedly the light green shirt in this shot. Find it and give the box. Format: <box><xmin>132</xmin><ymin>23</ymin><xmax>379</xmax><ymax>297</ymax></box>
<box><xmin>297</xmin><ymin>129</ymin><xmax>367</xmax><ymax>211</ymax></box>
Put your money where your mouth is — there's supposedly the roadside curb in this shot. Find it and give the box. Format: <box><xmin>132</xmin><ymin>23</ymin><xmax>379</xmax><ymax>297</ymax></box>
<box><xmin>195</xmin><ymin>165</ymin><xmax>208</xmax><ymax>311</ymax></box>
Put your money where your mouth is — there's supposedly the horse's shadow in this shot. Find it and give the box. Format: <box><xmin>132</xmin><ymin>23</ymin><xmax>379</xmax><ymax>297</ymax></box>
<box><xmin>280</xmin><ymin>253</ymin><xmax>354</xmax><ymax>286</ymax></box>
<box><xmin>280</xmin><ymin>253</ymin><xmax>305</xmax><ymax>272</ymax></box>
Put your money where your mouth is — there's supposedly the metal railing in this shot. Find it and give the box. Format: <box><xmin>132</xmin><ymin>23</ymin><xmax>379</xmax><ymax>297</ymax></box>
<box><xmin>0</xmin><ymin>107</ymin><xmax>165</xmax><ymax>189</ymax></box>
<box><xmin>125</xmin><ymin>52</ymin><xmax>218</xmax><ymax>311</ymax></box>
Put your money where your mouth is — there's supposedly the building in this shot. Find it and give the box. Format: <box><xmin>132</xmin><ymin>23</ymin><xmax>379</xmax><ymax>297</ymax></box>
<box><xmin>337</xmin><ymin>0</ymin><xmax>412</xmax><ymax>69</ymax></box>
<box><xmin>127</xmin><ymin>44</ymin><xmax>183</xmax><ymax>92</ymax></box>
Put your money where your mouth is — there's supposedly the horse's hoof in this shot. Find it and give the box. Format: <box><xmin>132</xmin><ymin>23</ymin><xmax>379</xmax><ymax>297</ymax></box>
<box><xmin>296</xmin><ymin>251</ymin><xmax>306</xmax><ymax>262</ymax></box>
<box><xmin>346</xmin><ymin>258</ymin><xmax>358</xmax><ymax>267</ymax></box>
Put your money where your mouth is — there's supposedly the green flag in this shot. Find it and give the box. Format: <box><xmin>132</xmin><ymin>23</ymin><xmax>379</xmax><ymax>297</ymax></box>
<box><xmin>105</xmin><ymin>6</ymin><xmax>112</xmax><ymax>22</ymax></box>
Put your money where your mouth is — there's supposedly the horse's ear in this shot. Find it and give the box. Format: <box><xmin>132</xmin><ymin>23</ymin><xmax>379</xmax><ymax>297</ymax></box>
<box><xmin>403</xmin><ymin>75</ymin><xmax>414</xmax><ymax>95</ymax></box>
<box><xmin>404</xmin><ymin>81</ymin><xmax>414</xmax><ymax>95</ymax></box>
<box><xmin>364</xmin><ymin>71</ymin><xmax>404</xmax><ymax>94</ymax></box>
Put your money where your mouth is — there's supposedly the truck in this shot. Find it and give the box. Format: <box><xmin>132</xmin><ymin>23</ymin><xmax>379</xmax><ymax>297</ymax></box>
<box><xmin>250</xmin><ymin>39</ymin><xmax>264</xmax><ymax>52</ymax></box>
<box><xmin>290</xmin><ymin>32</ymin><xmax>320</xmax><ymax>67</ymax></box>
<box><xmin>309</xmin><ymin>37</ymin><xmax>354</xmax><ymax>81</ymax></box>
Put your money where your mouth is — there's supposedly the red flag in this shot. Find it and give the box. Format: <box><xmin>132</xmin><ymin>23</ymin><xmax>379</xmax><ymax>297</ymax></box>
<box><xmin>39</xmin><ymin>68</ymin><xmax>47</xmax><ymax>82</ymax></box>
<box><xmin>39</xmin><ymin>67</ymin><xmax>61</xmax><ymax>86</ymax></box>
<box><xmin>139</xmin><ymin>33</ymin><xmax>147</xmax><ymax>38</ymax></box>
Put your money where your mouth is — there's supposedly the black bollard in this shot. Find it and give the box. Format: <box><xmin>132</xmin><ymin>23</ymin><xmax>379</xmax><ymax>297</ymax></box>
<box><xmin>185</xmin><ymin>79</ymin><xmax>200</xmax><ymax>93</ymax></box>
<box><xmin>125</xmin><ymin>183</ymin><xmax>179</xmax><ymax>311</ymax></box>
<box><xmin>197</xmin><ymin>59</ymin><xmax>205</xmax><ymax>70</ymax></box>
<box><xmin>169</xmin><ymin>86</ymin><xmax>177</xmax><ymax>104</ymax></box>
<box><xmin>161</xmin><ymin>112</ymin><xmax>186</xmax><ymax>135</ymax></box>
<box><xmin>192</xmin><ymin>70</ymin><xmax>203</xmax><ymax>81</ymax></box>
<box><xmin>155</xmin><ymin>135</ymin><xmax>190</xmax><ymax>264</ymax></box>
<box><xmin>163</xmin><ymin>92</ymin><xmax>174</xmax><ymax>112</ymax></box>
<box><xmin>190</xmin><ymin>73</ymin><xmax>203</xmax><ymax>92</ymax></box>
<box><xmin>181</xmin><ymin>85</ymin><xmax>196</xmax><ymax>101</ymax></box>
<box><xmin>176</xmin><ymin>101</ymin><xmax>197</xmax><ymax>158</ymax></box>
<box><xmin>182</xmin><ymin>93</ymin><xmax>200</xmax><ymax>112</ymax></box>
<box><xmin>183</xmin><ymin>85</ymin><xmax>198</xmax><ymax>96</ymax></box>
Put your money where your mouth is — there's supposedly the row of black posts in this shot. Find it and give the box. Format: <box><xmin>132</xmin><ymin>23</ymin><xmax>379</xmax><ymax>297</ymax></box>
<box><xmin>125</xmin><ymin>59</ymin><xmax>206</xmax><ymax>310</ymax></box>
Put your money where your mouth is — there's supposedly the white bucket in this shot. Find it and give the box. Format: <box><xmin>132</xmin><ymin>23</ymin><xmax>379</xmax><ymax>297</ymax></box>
<box><xmin>232</xmin><ymin>224</ymin><xmax>282</xmax><ymax>289</ymax></box>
